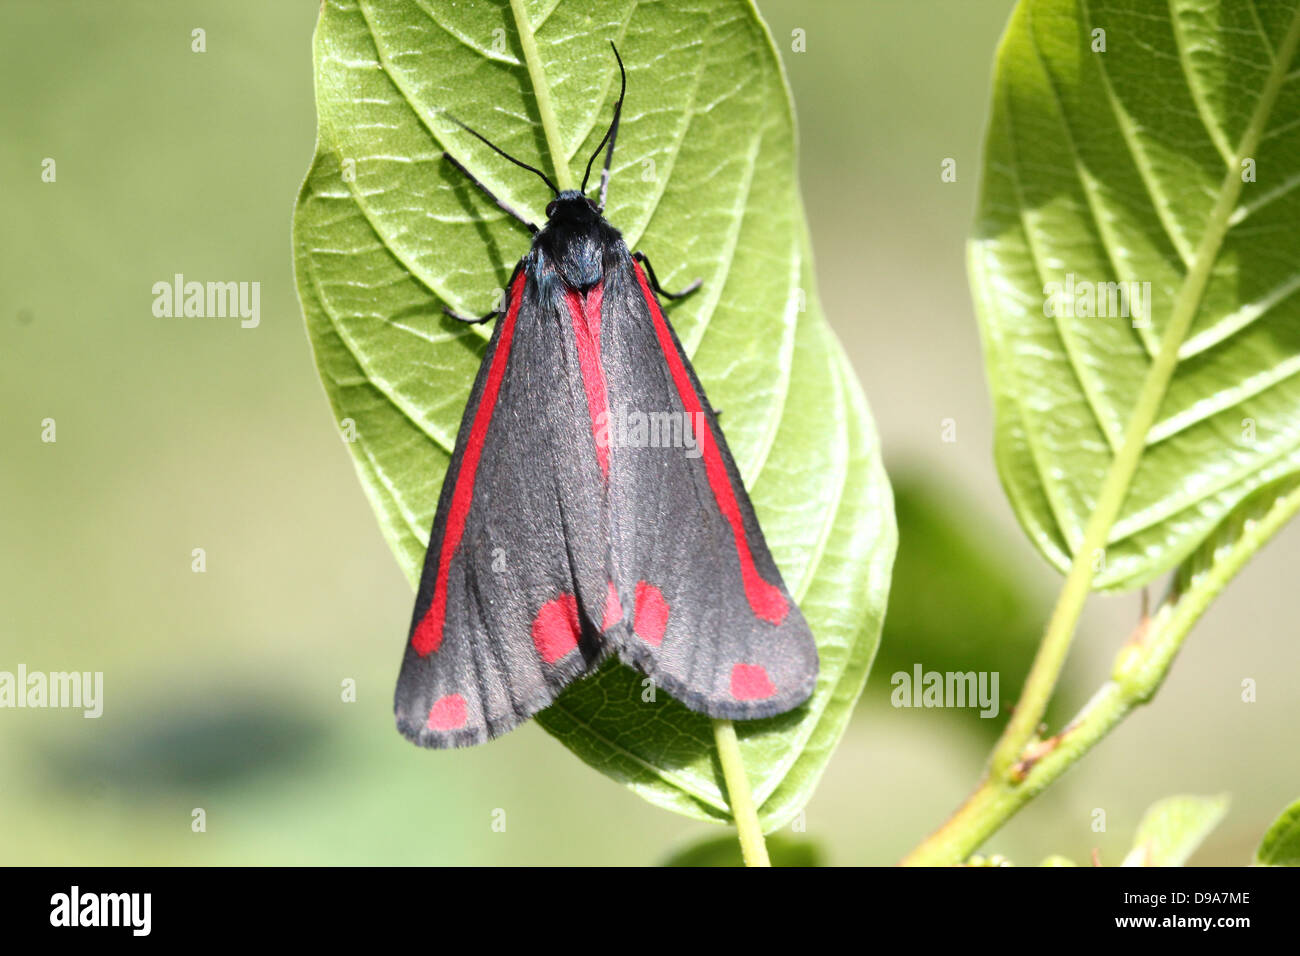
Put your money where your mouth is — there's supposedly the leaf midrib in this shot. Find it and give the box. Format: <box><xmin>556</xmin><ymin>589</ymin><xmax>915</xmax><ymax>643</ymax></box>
<box><xmin>508</xmin><ymin>0</ymin><xmax>573</xmax><ymax>189</ymax></box>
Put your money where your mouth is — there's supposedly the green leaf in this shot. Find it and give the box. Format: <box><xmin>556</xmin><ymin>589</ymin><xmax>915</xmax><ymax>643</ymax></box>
<box><xmin>1120</xmin><ymin>794</ymin><xmax>1229</xmax><ymax>867</ymax></box>
<box><xmin>1255</xmin><ymin>797</ymin><xmax>1300</xmax><ymax>866</ymax></box>
<box><xmin>1169</xmin><ymin>473</ymin><xmax>1300</xmax><ymax>602</ymax></box>
<box><xmin>1039</xmin><ymin>855</ymin><xmax>1078</xmax><ymax>867</ymax></box>
<box><xmin>1111</xmin><ymin>470</ymin><xmax>1300</xmax><ymax>686</ymax></box>
<box><xmin>662</xmin><ymin>832</ymin><xmax>822</xmax><ymax>867</ymax></box>
<box><xmin>971</xmin><ymin>0</ymin><xmax>1300</xmax><ymax>589</ymax></box>
<box><xmin>294</xmin><ymin>0</ymin><xmax>895</xmax><ymax>829</ymax></box>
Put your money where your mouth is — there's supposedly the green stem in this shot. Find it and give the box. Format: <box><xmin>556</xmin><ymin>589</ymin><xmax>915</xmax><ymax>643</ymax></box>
<box><xmin>508</xmin><ymin>0</ymin><xmax>574</xmax><ymax>190</ymax></box>
<box><xmin>993</xmin><ymin>0</ymin><xmax>1300</xmax><ymax>788</ymax></box>
<box><xmin>713</xmin><ymin>719</ymin><xmax>770</xmax><ymax>866</ymax></box>
<box><xmin>909</xmin><ymin>7</ymin><xmax>1300</xmax><ymax>862</ymax></box>
<box><xmin>903</xmin><ymin>481</ymin><xmax>1300</xmax><ymax>866</ymax></box>
<box><xmin>991</xmin><ymin>115</ymin><xmax>1263</xmax><ymax>776</ymax></box>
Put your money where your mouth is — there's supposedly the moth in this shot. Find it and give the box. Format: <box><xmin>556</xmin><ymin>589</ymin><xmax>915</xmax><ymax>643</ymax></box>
<box><xmin>396</xmin><ymin>44</ymin><xmax>818</xmax><ymax>747</ymax></box>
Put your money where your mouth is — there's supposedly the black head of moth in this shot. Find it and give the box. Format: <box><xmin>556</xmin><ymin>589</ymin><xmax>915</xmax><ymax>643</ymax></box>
<box><xmin>394</xmin><ymin>43</ymin><xmax>818</xmax><ymax>748</ymax></box>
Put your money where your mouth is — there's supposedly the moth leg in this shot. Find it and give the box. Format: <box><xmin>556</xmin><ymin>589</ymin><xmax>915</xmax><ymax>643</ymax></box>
<box><xmin>442</xmin><ymin>305</ymin><xmax>499</xmax><ymax>325</ymax></box>
<box><xmin>633</xmin><ymin>251</ymin><xmax>701</xmax><ymax>300</ymax></box>
<box><xmin>443</xmin><ymin>263</ymin><xmax>523</xmax><ymax>326</ymax></box>
<box><xmin>442</xmin><ymin>152</ymin><xmax>540</xmax><ymax>235</ymax></box>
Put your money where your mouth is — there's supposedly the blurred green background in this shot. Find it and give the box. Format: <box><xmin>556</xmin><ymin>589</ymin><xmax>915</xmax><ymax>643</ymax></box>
<box><xmin>3</xmin><ymin>0</ymin><xmax>1297</xmax><ymax>866</ymax></box>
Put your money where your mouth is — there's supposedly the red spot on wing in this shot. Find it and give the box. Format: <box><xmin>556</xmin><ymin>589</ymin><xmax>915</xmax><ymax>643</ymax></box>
<box><xmin>632</xmin><ymin>263</ymin><xmax>789</xmax><ymax>626</ymax></box>
<box><xmin>633</xmin><ymin>581</ymin><xmax>669</xmax><ymax>646</ymax></box>
<box><xmin>601</xmin><ymin>581</ymin><xmax>623</xmax><ymax>631</ymax></box>
<box><xmin>532</xmin><ymin>593</ymin><xmax>581</xmax><ymax>664</ymax></box>
<box><xmin>427</xmin><ymin>693</ymin><xmax>468</xmax><ymax>731</ymax></box>
<box><xmin>412</xmin><ymin>272</ymin><xmax>527</xmax><ymax>657</ymax></box>
<box><xmin>564</xmin><ymin>282</ymin><xmax>610</xmax><ymax>479</ymax></box>
<box><xmin>730</xmin><ymin>664</ymin><xmax>775</xmax><ymax>701</ymax></box>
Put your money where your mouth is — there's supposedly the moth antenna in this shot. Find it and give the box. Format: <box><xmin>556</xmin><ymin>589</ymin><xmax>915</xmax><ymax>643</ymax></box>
<box><xmin>442</xmin><ymin>110</ymin><xmax>559</xmax><ymax>196</ymax></box>
<box><xmin>582</xmin><ymin>41</ymin><xmax>627</xmax><ymax>209</ymax></box>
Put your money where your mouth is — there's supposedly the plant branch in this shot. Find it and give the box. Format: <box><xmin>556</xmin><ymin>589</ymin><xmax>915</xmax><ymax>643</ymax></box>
<box><xmin>713</xmin><ymin>719</ymin><xmax>771</xmax><ymax>866</ymax></box>
<box><xmin>903</xmin><ymin>6</ymin><xmax>1300</xmax><ymax>868</ymax></box>
<box><xmin>902</xmin><ymin>480</ymin><xmax>1300</xmax><ymax>866</ymax></box>
<box><xmin>990</xmin><ymin>66</ymin><xmax>1271</xmax><ymax>776</ymax></box>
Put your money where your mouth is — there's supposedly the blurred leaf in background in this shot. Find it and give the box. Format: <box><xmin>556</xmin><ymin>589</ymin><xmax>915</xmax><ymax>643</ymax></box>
<box><xmin>38</xmin><ymin>699</ymin><xmax>330</xmax><ymax>794</ymax></box>
<box><xmin>1120</xmin><ymin>794</ymin><xmax>1229</xmax><ymax>867</ymax></box>
<box><xmin>867</xmin><ymin>469</ymin><xmax>1059</xmax><ymax>739</ymax></box>
<box><xmin>1254</xmin><ymin>798</ymin><xmax>1300</xmax><ymax>866</ymax></box>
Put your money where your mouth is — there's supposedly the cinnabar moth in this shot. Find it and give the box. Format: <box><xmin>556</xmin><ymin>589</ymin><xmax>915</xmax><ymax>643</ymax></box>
<box><xmin>395</xmin><ymin>44</ymin><xmax>818</xmax><ymax>747</ymax></box>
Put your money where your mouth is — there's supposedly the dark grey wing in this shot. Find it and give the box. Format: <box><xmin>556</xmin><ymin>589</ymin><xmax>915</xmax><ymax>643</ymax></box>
<box><xmin>395</xmin><ymin>265</ymin><xmax>615</xmax><ymax>747</ymax></box>
<box><xmin>597</xmin><ymin>252</ymin><xmax>818</xmax><ymax>719</ymax></box>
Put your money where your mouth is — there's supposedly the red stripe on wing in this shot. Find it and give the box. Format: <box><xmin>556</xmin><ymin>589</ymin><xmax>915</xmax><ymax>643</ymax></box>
<box><xmin>412</xmin><ymin>272</ymin><xmax>528</xmax><ymax>656</ymax></box>
<box><xmin>631</xmin><ymin>262</ymin><xmax>789</xmax><ymax>626</ymax></box>
<box><xmin>564</xmin><ymin>282</ymin><xmax>610</xmax><ymax>479</ymax></box>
